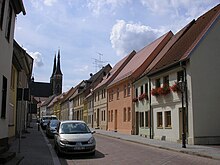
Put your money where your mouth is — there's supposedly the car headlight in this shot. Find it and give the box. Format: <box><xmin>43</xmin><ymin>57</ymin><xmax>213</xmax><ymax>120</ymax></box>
<box><xmin>60</xmin><ymin>139</ymin><xmax>68</xmax><ymax>145</ymax></box>
<box><xmin>88</xmin><ymin>137</ymin><xmax>95</xmax><ymax>144</ymax></box>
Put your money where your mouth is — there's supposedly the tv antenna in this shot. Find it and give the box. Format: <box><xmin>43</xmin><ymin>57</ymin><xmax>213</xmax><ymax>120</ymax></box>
<box><xmin>92</xmin><ymin>52</ymin><xmax>108</xmax><ymax>72</ymax></box>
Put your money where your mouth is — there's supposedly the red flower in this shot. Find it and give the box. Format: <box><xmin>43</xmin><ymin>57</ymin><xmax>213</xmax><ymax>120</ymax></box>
<box><xmin>170</xmin><ymin>83</ymin><xmax>180</xmax><ymax>92</ymax></box>
<box><xmin>132</xmin><ymin>97</ymin><xmax>138</xmax><ymax>102</ymax></box>
<box><xmin>139</xmin><ymin>93</ymin><xmax>148</xmax><ymax>100</ymax></box>
<box><xmin>151</xmin><ymin>88</ymin><xmax>159</xmax><ymax>96</ymax></box>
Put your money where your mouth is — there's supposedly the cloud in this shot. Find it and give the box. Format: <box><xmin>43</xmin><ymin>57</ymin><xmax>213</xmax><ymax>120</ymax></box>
<box><xmin>29</xmin><ymin>52</ymin><xmax>44</xmax><ymax>68</ymax></box>
<box><xmin>87</xmin><ymin>0</ymin><xmax>131</xmax><ymax>16</ymax></box>
<box><xmin>110</xmin><ymin>20</ymin><xmax>162</xmax><ymax>56</ymax></box>
<box><xmin>140</xmin><ymin>0</ymin><xmax>217</xmax><ymax>18</ymax></box>
<box><xmin>43</xmin><ymin>0</ymin><xmax>57</xmax><ymax>6</ymax></box>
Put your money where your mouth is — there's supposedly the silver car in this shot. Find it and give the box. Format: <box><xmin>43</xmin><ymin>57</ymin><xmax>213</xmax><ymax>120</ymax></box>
<box><xmin>54</xmin><ymin>120</ymin><xmax>96</xmax><ymax>156</ymax></box>
<box><xmin>46</xmin><ymin>120</ymin><xmax>59</xmax><ymax>138</ymax></box>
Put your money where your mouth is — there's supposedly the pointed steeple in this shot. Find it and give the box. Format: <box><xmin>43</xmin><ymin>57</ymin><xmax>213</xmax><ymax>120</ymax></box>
<box><xmin>55</xmin><ymin>49</ymin><xmax>62</xmax><ymax>75</ymax></box>
<box><xmin>51</xmin><ymin>54</ymin><xmax>56</xmax><ymax>78</ymax></box>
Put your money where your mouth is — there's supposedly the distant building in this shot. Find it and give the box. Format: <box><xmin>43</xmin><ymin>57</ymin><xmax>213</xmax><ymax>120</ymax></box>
<box><xmin>30</xmin><ymin>49</ymin><xmax>63</xmax><ymax>117</ymax></box>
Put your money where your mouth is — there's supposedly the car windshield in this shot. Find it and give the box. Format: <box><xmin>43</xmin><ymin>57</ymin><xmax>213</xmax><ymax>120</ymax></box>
<box><xmin>60</xmin><ymin>123</ymin><xmax>91</xmax><ymax>134</ymax></box>
<box><xmin>50</xmin><ymin>121</ymin><xmax>58</xmax><ymax>127</ymax></box>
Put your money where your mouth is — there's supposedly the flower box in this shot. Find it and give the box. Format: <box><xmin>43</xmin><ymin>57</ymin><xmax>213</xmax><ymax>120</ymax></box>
<box><xmin>151</xmin><ymin>88</ymin><xmax>159</xmax><ymax>96</ymax></box>
<box><xmin>170</xmin><ymin>83</ymin><xmax>180</xmax><ymax>92</ymax></box>
<box><xmin>132</xmin><ymin>97</ymin><xmax>138</xmax><ymax>102</ymax></box>
<box><xmin>139</xmin><ymin>93</ymin><xmax>148</xmax><ymax>100</ymax></box>
<box><xmin>157</xmin><ymin>84</ymin><xmax>170</xmax><ymax>95</ymax></box>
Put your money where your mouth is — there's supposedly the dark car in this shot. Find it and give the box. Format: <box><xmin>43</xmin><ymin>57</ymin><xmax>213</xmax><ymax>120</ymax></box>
<box><xmin>46</xmin><ymin>120</ymin><xmax>59</xmax><ymax>138</ymax></box>
<box><xmin>54</xmin><ymin>120</ymin><xmax>96</xmax><ymax>156</ymax></box>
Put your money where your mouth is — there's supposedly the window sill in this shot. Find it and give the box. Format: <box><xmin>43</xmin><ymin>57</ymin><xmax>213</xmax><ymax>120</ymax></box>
<box><xmin>165</xmin><ymin>126</ymin><xmax>172</xmax><ymax>129</ymax></box>
<box><xmin>157</xmin><ymin>127</ymin><xmax>163</xmax><ymax>129</ymax></box>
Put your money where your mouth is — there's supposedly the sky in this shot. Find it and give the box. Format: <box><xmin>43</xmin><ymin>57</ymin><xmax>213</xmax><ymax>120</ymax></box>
<box><xmin>14</xmin><ymin>0</ymin><xmax>219</xmax><ymax>92</ymax></box>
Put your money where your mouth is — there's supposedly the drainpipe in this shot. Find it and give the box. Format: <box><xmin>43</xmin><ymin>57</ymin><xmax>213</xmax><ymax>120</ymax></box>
<box><xmin>149</xmin><ymin>78</ymin><xmax>153</xmax><ymax>139</ymax></box>
<box><xmin>180</xmin><ymin>61</ymin><xmax>188</xmax><ymax>141</ymax></box>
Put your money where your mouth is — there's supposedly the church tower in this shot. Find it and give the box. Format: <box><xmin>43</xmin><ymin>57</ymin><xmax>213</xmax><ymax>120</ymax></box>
<box><xmin>50</xmin><ymin>50</ymin><xmax>63</xmax><ymax>96</ymax></box>
<box><xmin>50</xmin><ymin>54</ymin><xmax>56</xmax><ymax>95</ymax></box>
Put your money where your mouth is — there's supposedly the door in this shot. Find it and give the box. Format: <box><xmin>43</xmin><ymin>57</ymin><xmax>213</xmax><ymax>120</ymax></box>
<box><xmin>136</xmin><ymin>112</ymin><xmax>139</xmax><ymax>135</ymax></box>
<box><xmin>114</xmin><ymin>110</ymin><xmax>117</xmax><ymax>131</ymax></box>
<box><xmin>97</xmin><ymin>109</ymin><xmax>100</xmax><ymax>127</ymax></box>
<box><xmin>179</xmin><ymin>107</ymin><xmax>186</xmax><ymax>140</ymax></box>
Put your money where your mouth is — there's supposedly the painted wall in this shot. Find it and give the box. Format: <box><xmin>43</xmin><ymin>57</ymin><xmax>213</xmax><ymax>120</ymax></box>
<box><xmin>0</xmin><ymin>0</ymin><xmax>17</xmax><ymax>144</ymax></box>
<box><xmin>133</xmin><ymin>76</ymin><xmax>151</xmax><ymax>137</ymax></box>
<box><xmin>190</xmin><ymin>18</ymin><xmax>220</xmax><ymax>144</ymax></box>
<box><xmin>151</xmin><ymin>69</ymin><xmax>184</xmax><ymax>142</ymax></box>
<box><xmin>108</xmin><ymin>79</ymin><xmax>133</xmax><ymax>134</ymax></box>
<box><xmin>93</xmin><ymin>86</ymin><xmax>108</xmax><ymax>130</ymax></box>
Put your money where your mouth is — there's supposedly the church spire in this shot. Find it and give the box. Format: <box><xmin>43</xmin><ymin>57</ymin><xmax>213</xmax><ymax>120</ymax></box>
<box><xmin>55</xmin><ymin>49</ymin><xmax>62</xmax><ymax>75</ymax></box>
<box><xmin>51</xmin><ymin>54</ymin><xmax>56</xmax><ymax>78</ymax></box>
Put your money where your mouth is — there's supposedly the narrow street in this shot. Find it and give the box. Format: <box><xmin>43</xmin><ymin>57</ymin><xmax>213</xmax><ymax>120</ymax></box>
<box><xmin>47</xmin><ymin>133</ymin><xmax>220</xmax><ymax>165</ymax></box>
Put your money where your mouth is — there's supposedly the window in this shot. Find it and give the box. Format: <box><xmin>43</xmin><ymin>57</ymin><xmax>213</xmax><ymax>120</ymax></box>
<box><xmin>127</xmin><ymin>83</ymin><xmax>131</xmax><ymax>96</ymax></box>
<box><xmin>145</xmin><ymin>111</ymin><xmax>149</xmax><ymax>128</ymax></box>
<box><xmin>145</xmin><ymin>83</ymin><xmax>148</xmax><ymax>94</ymax></box>
<box><xmin>1</xmin><ymin>76</ymin><xmax>7</xmax><ymax>118</ymax></box>
<box><xmin>140</xmin><ymin>85</ymin><xmax>144</xmax><ymax>94</ymax></box>
<box><xmin>94</xmin><ymin>93</ymin><xmax>96</xmax><ymax>102</ymax></box>
<box><xmin>127</xmin><ymin>107</ymin><xmax>131</xmax><ymax>121</ymax></box>
<box><xmin>10</xmin><ymin>66</ymin><xmax>15</xmax><ymax>89</ymax></box>
<box><xmin>124</xmin><ymin>84</ymin><xmax>127</xmax><ymax>97</ymax></box>
<box><xmin>98</xmin><ymin>91</ymin><xmax>100</xmax><ymax>101</ymax></box>
<box><xmin>108</xmin><ymin>111</ymin><xmax>111</xmax><ymax>122</ymax></box>
<box><xmin>163</xmin><ymin>75</ymin><xmax>169</xmax><ymax>85</ymax></box>
<box><xmin>111</xmin><ymin>110</ymin><xmax>113</xmax><ymax>122</ymax></box>
<box><xmin>117</xmin><ymin>87</ymin><xmax>119</xmax><ymax>100</ymax></box>
<box><xmin>103</xmin><ymin>89</ymin><xmax>106</xmax><ymax>98</ymax></box>
<box><xmin>155</xmin><ymin>78</ymin><xmax>161</xmax><ymax>88</ymax></box>
<box><xmin>109</xmin><ymin>89</ymin><xmax>114</xmax><ymax>101</ymax></box>
<box><xmin>157</xmin><ymin>112</ymin><xmax>163</xmax><ymax>128</ymax></box>
<box><xmin>0</xmin><ymin>0</ymin><xmax>5</xmax><ymax>29</ymax></box>
<box><xmin>135</xmin><ymin>88</ymin><xmax>138</xmax><ymax>98</ymax></box>
<box><xmin>123</xmin><ymin>108</ymin><xmax>126</xmax><ymax>122</ymax></box>
<box><xmin>103</xmin><ymin>110</ymin><xmax>105</xmax><ymax>121</ymax></box>
<box><xmin>177</xmin><ymin>70</ymin><xmax>184</xmax><ymax>82</ymax></box>
<box><xmin>5</xmin><ymin>4</ymin><xmax>12</xmax><ymax>41</ymax></box>
<box><xmin>165</xmin><ymin>111</ymin><xmax>171</xmax><ymax>128</ymax></box>
<box><xmin>140</xmin><ymin>112</ymin><xmax>144</xmax><ymax>127</ymax></box>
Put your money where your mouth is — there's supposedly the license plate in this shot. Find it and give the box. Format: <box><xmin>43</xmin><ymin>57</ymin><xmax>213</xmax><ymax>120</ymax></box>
<box><xmin>74</xmin><ymin>146</ymin><xmax>85</xmax><ymax>150</ymax></box>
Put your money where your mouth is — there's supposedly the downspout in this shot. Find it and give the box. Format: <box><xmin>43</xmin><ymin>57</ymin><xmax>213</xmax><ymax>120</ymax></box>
<box><xmin>180</xmin><ymin>61</ymin><xmax>189</xmax><ymax>139</ymax></box>
<box><xmin>149</xmin><ymin>78</ymin><xmax>153</xmax><ymax>139</ymax></box>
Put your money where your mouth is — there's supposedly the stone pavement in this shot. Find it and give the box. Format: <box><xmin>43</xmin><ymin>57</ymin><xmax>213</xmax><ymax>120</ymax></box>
<box><xmin>5</xmin><ymin>121</ymin><xmax>60</xmax><ymax>165</ymax></box>
<box><xmin>91</xmin><ymin>128</ymin><xmax>220</xmax><ymax>161</ymax></box>
<box><xmin>3</xmin><ymin>121</ymin><xmax>220</xmax><ymax>165</ymax></box>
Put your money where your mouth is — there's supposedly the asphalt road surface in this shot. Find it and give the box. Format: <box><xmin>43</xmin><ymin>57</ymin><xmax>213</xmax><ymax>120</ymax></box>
<box><xmin>50</xmin><ymin>134</ymin><xmax>220</xmax><ymax>165</ymax></box>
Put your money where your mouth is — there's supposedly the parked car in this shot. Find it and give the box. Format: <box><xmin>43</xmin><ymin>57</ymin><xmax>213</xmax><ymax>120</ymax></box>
<box><xmin>54</xmin><ymin>120</ymin><xmax>96</xmax><ymax>156</ymax></box>
<box><xmin>41</xmin><ymin>115</ymin><xmax>58</xmax><ymax>130</ymax></box>
<box><xmin>46</xmin><ymin>119</ymin><xmax>60</xmax><ymax>138</ymax></box>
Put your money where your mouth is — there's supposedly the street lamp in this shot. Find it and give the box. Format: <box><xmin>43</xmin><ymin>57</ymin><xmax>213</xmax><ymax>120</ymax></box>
<box><xmin>177</xmin><ymin>80</ymin><xmax>186</xmax><ymax>148</ymax></box>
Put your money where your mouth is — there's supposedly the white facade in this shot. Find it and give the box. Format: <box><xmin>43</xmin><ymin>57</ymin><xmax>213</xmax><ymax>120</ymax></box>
<box><xmin>0</xmin><ymin>0</ymin><xmax>25</xmax><ymax>145</ymax></box>
<box><xmin>187</xmin><ymin>18</ymin><xmax>220</xmax><ymax>144</ymax></box>
<box><xmin>150</xmin><ymin>69</ymin><xmax>185</xmax><ymax>142</ymax></box>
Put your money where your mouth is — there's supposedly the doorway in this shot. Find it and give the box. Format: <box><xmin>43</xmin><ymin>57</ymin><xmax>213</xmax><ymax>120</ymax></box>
<box><xmin>114</xmin><ymin>110</ymin><xmax>117</xmax><ymax>131</ymax></box>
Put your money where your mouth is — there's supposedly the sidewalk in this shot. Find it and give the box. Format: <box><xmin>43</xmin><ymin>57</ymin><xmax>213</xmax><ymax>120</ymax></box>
<box><xmin>91</xmin><ymin>128</ymin><xmax>220</xmax><ymax>161</ymax></box>
<box><xmin>6</xmin><ymin>121</ymin><xmax>60</xmax><ymax>165</ymax></box>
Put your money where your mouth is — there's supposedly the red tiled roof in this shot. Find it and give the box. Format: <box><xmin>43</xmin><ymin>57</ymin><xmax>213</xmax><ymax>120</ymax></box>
<box><xmin>109</xmin><ymin>31</ymin><xmax>173</xmax><ymax>86</ymax></box>
<box><xmin>148</xmin><ymin>4</ymin><xmax>220</xmax><ymax>75</ymax></box>
<box><xmin>94</xmin><ymin>50</ymin><xmax>136</xmax><ymax>91</ymax></box>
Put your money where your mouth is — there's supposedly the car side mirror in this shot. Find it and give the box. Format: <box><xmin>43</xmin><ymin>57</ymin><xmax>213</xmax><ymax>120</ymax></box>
<box><xmin>91</xmin><ymin>131</ymin><xmax>96</xmax><ymax>134</ymax></box>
